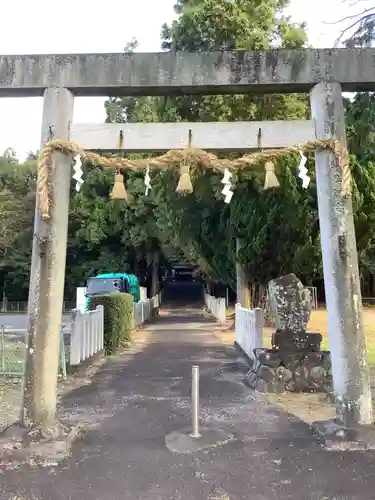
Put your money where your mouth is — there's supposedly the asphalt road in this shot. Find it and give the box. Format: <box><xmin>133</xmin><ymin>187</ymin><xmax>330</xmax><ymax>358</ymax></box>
<box><xmin>0</xmin><ymin>313</ymin><xmax>72</xmax><ymax>331</ymax></box>
<box><xmin>3</xmin><ymin>310</ymin><xmax>375</xmax><ymax>499</ymax></box>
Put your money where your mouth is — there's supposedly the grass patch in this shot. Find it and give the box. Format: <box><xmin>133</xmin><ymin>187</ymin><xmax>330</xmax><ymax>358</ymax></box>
<box><xmin>262</xmin><ymin>308</ymin><xmax>375</xmax><ymax>366</ymax></box>
<box><xmin>308</xmin><ymin>308</ymin><xmax>375</xmax><ymax>366</ymax></box>
<box><xmin>0</xmin><ymin>341</ymin><xmax>25</xmax><ymax>375</ymax></box>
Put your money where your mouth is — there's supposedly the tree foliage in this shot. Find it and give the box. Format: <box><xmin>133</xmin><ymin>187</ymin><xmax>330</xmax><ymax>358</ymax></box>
<box><xmin>334</xmin><ymin>2</ymin><xmax>375</xmax><ymax>47</ymax></box>
<box><xmin>103</xmin><ymin>0</ymin><xmax>314</xmax><ymax>291</ymax></box>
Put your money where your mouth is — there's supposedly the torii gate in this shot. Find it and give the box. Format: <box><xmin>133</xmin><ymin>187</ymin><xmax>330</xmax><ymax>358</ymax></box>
<box><xmin>0</xmin><ymin>49</ymin><xmax>371</xmax><ymax>429</ymax></box>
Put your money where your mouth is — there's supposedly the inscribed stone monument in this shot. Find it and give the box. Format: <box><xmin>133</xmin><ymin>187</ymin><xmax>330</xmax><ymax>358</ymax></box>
<box><xmin>268</xmin><ymin>273</ymin><xmax>312</xmax><ymax>333</ymax></box>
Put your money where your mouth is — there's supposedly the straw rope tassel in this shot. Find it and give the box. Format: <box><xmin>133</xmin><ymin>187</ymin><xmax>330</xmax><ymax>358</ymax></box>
<box><xmin>110</xmin><ymin>172</ymin><xmax>128</xmax><ymax>200</ymax></box>
<box><xmin>176</xmin><ymin>129</ymin><xmax>194</xmax><ymax>194</ymax></box>
<box><xmin>263</xmin><ymin>161</ymin><xmax>280</xmax><ymax>189</ymax></box>
<box><xmin>176</xmin><ymin>163</ymin><xmax>193</xmax><ymax>193</ymax></box>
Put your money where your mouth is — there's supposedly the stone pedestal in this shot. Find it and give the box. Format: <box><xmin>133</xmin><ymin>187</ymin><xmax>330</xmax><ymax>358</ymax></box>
<box><xmin>245</xmin><ymin>274</ymin><xmax>332</xmax><ymax>394</ymax></box>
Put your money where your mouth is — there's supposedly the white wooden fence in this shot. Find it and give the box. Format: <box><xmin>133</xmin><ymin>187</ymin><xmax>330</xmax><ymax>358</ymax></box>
<box><xmin>235</xmin><ymin>304</ymin><xmax>263</xmax><ymax>362</ymax></box>
<box><xmin>70</xmin><ymin>305</ymin><xmax>104</xmax><ymax>366</ymax></box>
<box><xmin>133</xmin><ymin>293</ymin><xmax>161</xmax><ymax>327</ymax></box>
<box><xmin>139</xmin><ymin>286</ymin><xmax>147</xmax><ymax>302</ymax></box>
<box><xmin>204</xmin><ymin>293</ymin><xmax>226</xmax><ymax>324</ymax></box>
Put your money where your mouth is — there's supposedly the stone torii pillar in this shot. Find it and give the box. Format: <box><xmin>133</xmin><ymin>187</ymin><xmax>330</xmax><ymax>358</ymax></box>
<box><xmin>22</xmin><ymin>87</ymin><xmax>74</xmax><ymax>428</ymax></box>
<box><xmin>310</xmin><ymin>81</ymin><xmax>373</xmax><ymax>426</ymax></box>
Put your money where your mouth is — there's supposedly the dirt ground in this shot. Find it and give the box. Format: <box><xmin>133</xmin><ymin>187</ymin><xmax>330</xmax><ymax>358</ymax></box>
<box><xmin>217</xmin><ymin>307</ymin><xmax>375</xmax><ymax>425</ymax></box>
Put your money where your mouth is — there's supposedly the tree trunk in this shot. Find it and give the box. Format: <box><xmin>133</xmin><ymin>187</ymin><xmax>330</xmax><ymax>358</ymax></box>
<box><xmin>1</xmin><ymin>290</ymin><xmax>7</xmax><ymax>312</ymax></box>
<box><xmin>134</xmin><ymin>257</ymin><xmax>139</xmax><ymax>277</ymax></box>
<box><xmin>150</xmin><ymin>252</ymin><xmax>159</xmax><ymax>298</ymax></box>
<box><xmin>236</xmin><ymin>239</ymin><xmax>251</xmax><ymax>308</ymax></box>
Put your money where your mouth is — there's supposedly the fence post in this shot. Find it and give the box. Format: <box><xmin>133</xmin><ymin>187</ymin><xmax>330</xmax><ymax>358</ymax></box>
<box><xmin>92</xmin><ymin>311</ymin><xmax>96</xmax><ymax>356</ymax></box>
<box><xmin>86</xmin><ymin>314</ymin><xmax>91</xmax><ymax>358</ymax></box>
<box><xmin>100</xmin><ymin>305</ymin><xmax>104</xmax><ymax>351</ymax></box>
<box><xmin>218</xmin><ymin>298</ymin><xmax>226</xmax><ymax>324</ymax></box>
<box><xmin>70</xmin><ymin>310</ymin><xmax>82</xmax><ymax>366</ymax></box>
<box><xmin>253</xmin><ymin>308</ymin><xmax>264</xmax><ymax>351</ymax></box>
<box><xmin>89</xmin><ymin>312</ymin><xmax>93</xmax><ymax>357</ymax></box>
<box><xmin>235</xmin><ymin>303</ymin><xmax>240</xmax><ymax>346</ymax></box>
<box><xmin>92</xmin><ymin>309</ymin><xmax>97</xmax><ymax>354</ymax></box>
<box><xmin>95</xmin><ymin>306</ymin><xmax>100</xmax><ymax>353</ymax></box>
<box><xmin>83</xmin><ymin>314</ymin><xmax>88</xmax><ymax>360</ymax></box>
<box><xmin>98</xmin><ymin>305</ymin><xmax>104</xmax><ymax>351</ymax></box>
<box><xmin>60</xmin><ymin>327</ymin><xmax>67</xmax><ymax>379</ymax></box>
<box><xmin>244</xmin><ymin>307</ymin><xmax>251</xmax><ymax>357</ymax></box>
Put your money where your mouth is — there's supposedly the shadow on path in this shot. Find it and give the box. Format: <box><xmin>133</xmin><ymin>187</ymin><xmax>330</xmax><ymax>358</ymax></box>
<box><xmin>2</xmin><ymin>310</ymin><xmax>375</xmax><ymax>499</ymax></box>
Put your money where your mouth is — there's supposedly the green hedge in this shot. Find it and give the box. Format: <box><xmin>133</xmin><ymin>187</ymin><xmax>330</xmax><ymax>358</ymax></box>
<box><xmin>89</xmin><ymin>292</ymin><xmax>133</xmax><ymax>355</ymax></box>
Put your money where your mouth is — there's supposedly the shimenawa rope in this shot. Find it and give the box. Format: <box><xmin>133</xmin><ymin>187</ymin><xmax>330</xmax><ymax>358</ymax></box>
<box><xmin>37</xmin><ymin>138</ymin><xmax>352</xmax><ymax>220</ymax></box>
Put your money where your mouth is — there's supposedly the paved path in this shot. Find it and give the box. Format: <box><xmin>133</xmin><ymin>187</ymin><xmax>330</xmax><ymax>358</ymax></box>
<box><xmin>2</xmin><ymin>309</ymin><xmax>375</xmax><ymax>499</ymax></box>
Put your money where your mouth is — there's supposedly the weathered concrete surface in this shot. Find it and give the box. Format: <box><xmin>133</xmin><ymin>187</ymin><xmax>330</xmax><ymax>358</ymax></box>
<box><xmin>311</xmin><ymin>81</ymin><xmax>373</xmax><ymax>425</ymax></box>
<box><xmin>165</xmin><ymin>427</ymin><xmax>234</xmax><ymax>453</ymax></box>
<box><xmin>1</xmin><ymin>49</ymin><xmax>375</xmax><ymax>97</ymax></box>
<box><xmin>23</xmin><ymin>88</ymin><xmax>74</xmax><ymax>428</ymax></box>
<box><xmin>71</xmin><ymin>120</ymin><xmax>315</xmax><ymax>152</ymax></box>
<box><xmin>312</xmin><ymin>419</ymin><xmax>375</xmax><ymax>451</ymax></box>
<box><xmin>2</xmin><ymin>309</ymin><xmax>375</xmax><ymax>499</ymax></box>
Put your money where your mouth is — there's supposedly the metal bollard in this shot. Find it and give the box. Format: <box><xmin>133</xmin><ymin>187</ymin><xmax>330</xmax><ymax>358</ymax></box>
<box><xmin>190</xmin><ymin>365</ymin><xmax>201</xmax><ymax>438</ymax></box>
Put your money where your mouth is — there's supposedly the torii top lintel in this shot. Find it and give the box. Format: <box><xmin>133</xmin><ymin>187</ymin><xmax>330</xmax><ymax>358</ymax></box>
<box><xmin>0</xmin><ymin>49</ymin><xmax>374</xmax><ymax>98</ymax></box>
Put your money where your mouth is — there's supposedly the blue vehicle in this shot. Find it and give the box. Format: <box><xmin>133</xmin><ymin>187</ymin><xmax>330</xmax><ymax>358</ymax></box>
<box><xmin>85</xmin><ymin>273</ymin><xmax>141</xmax><ymax>310</ymax></box>
<box><xmin>96</xmin><ymin>273</ymin><xmax>140</xmax><ymax>303</ymax></box>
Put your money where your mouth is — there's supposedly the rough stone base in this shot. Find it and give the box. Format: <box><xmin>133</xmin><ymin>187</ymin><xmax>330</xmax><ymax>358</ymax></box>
<box><xmin>165</xmin><ymin>427</ymin><xmax>234</xmax><ymax>454</ymax></box>
<box><xmin>224</xmin><ymin>344</ymin><xmax>240</xmax><ymax>359</ymax></box>
<box><xmin>311</xmin><ymin>419</ymin><xmax>375</xmax><ymax>451</ymax></box>
<box><xmin>239</xmin><ymin>343</ymin><xmax>331</xmax><ymax>395</ymax></box>
<box><xmin>0</xmin><ymin>420</ymin><xmax>81</xmax><ymax>469</ymax></box>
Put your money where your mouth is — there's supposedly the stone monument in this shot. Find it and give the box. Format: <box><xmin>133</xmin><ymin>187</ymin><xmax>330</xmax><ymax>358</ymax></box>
<box><xmin>246</xmin><ymin>273</ymin><xmax>332</xmax><ymax>393</ymax></box>
<box><xmin>268</xmin><ymin>273</ymin><xmax>312</xmax><ymax>332</ymax></box>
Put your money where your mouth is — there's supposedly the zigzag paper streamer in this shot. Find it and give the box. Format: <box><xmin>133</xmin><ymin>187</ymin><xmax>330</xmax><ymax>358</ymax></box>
<box><xmin>144</xmin><ymin>166</ymin><xmax>151</xmax><ymax>196</ymax></box>
<box><xmin>72</xmin><ymin>155</ymin><xmax>84</xmax><ymax>192</ymax></box>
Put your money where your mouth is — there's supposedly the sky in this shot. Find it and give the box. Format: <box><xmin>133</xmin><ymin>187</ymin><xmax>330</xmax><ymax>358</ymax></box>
<box><xmin>0</xmin><ymin>0</ymin><xmax>355</xmax><ymax>160</ymax></box>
